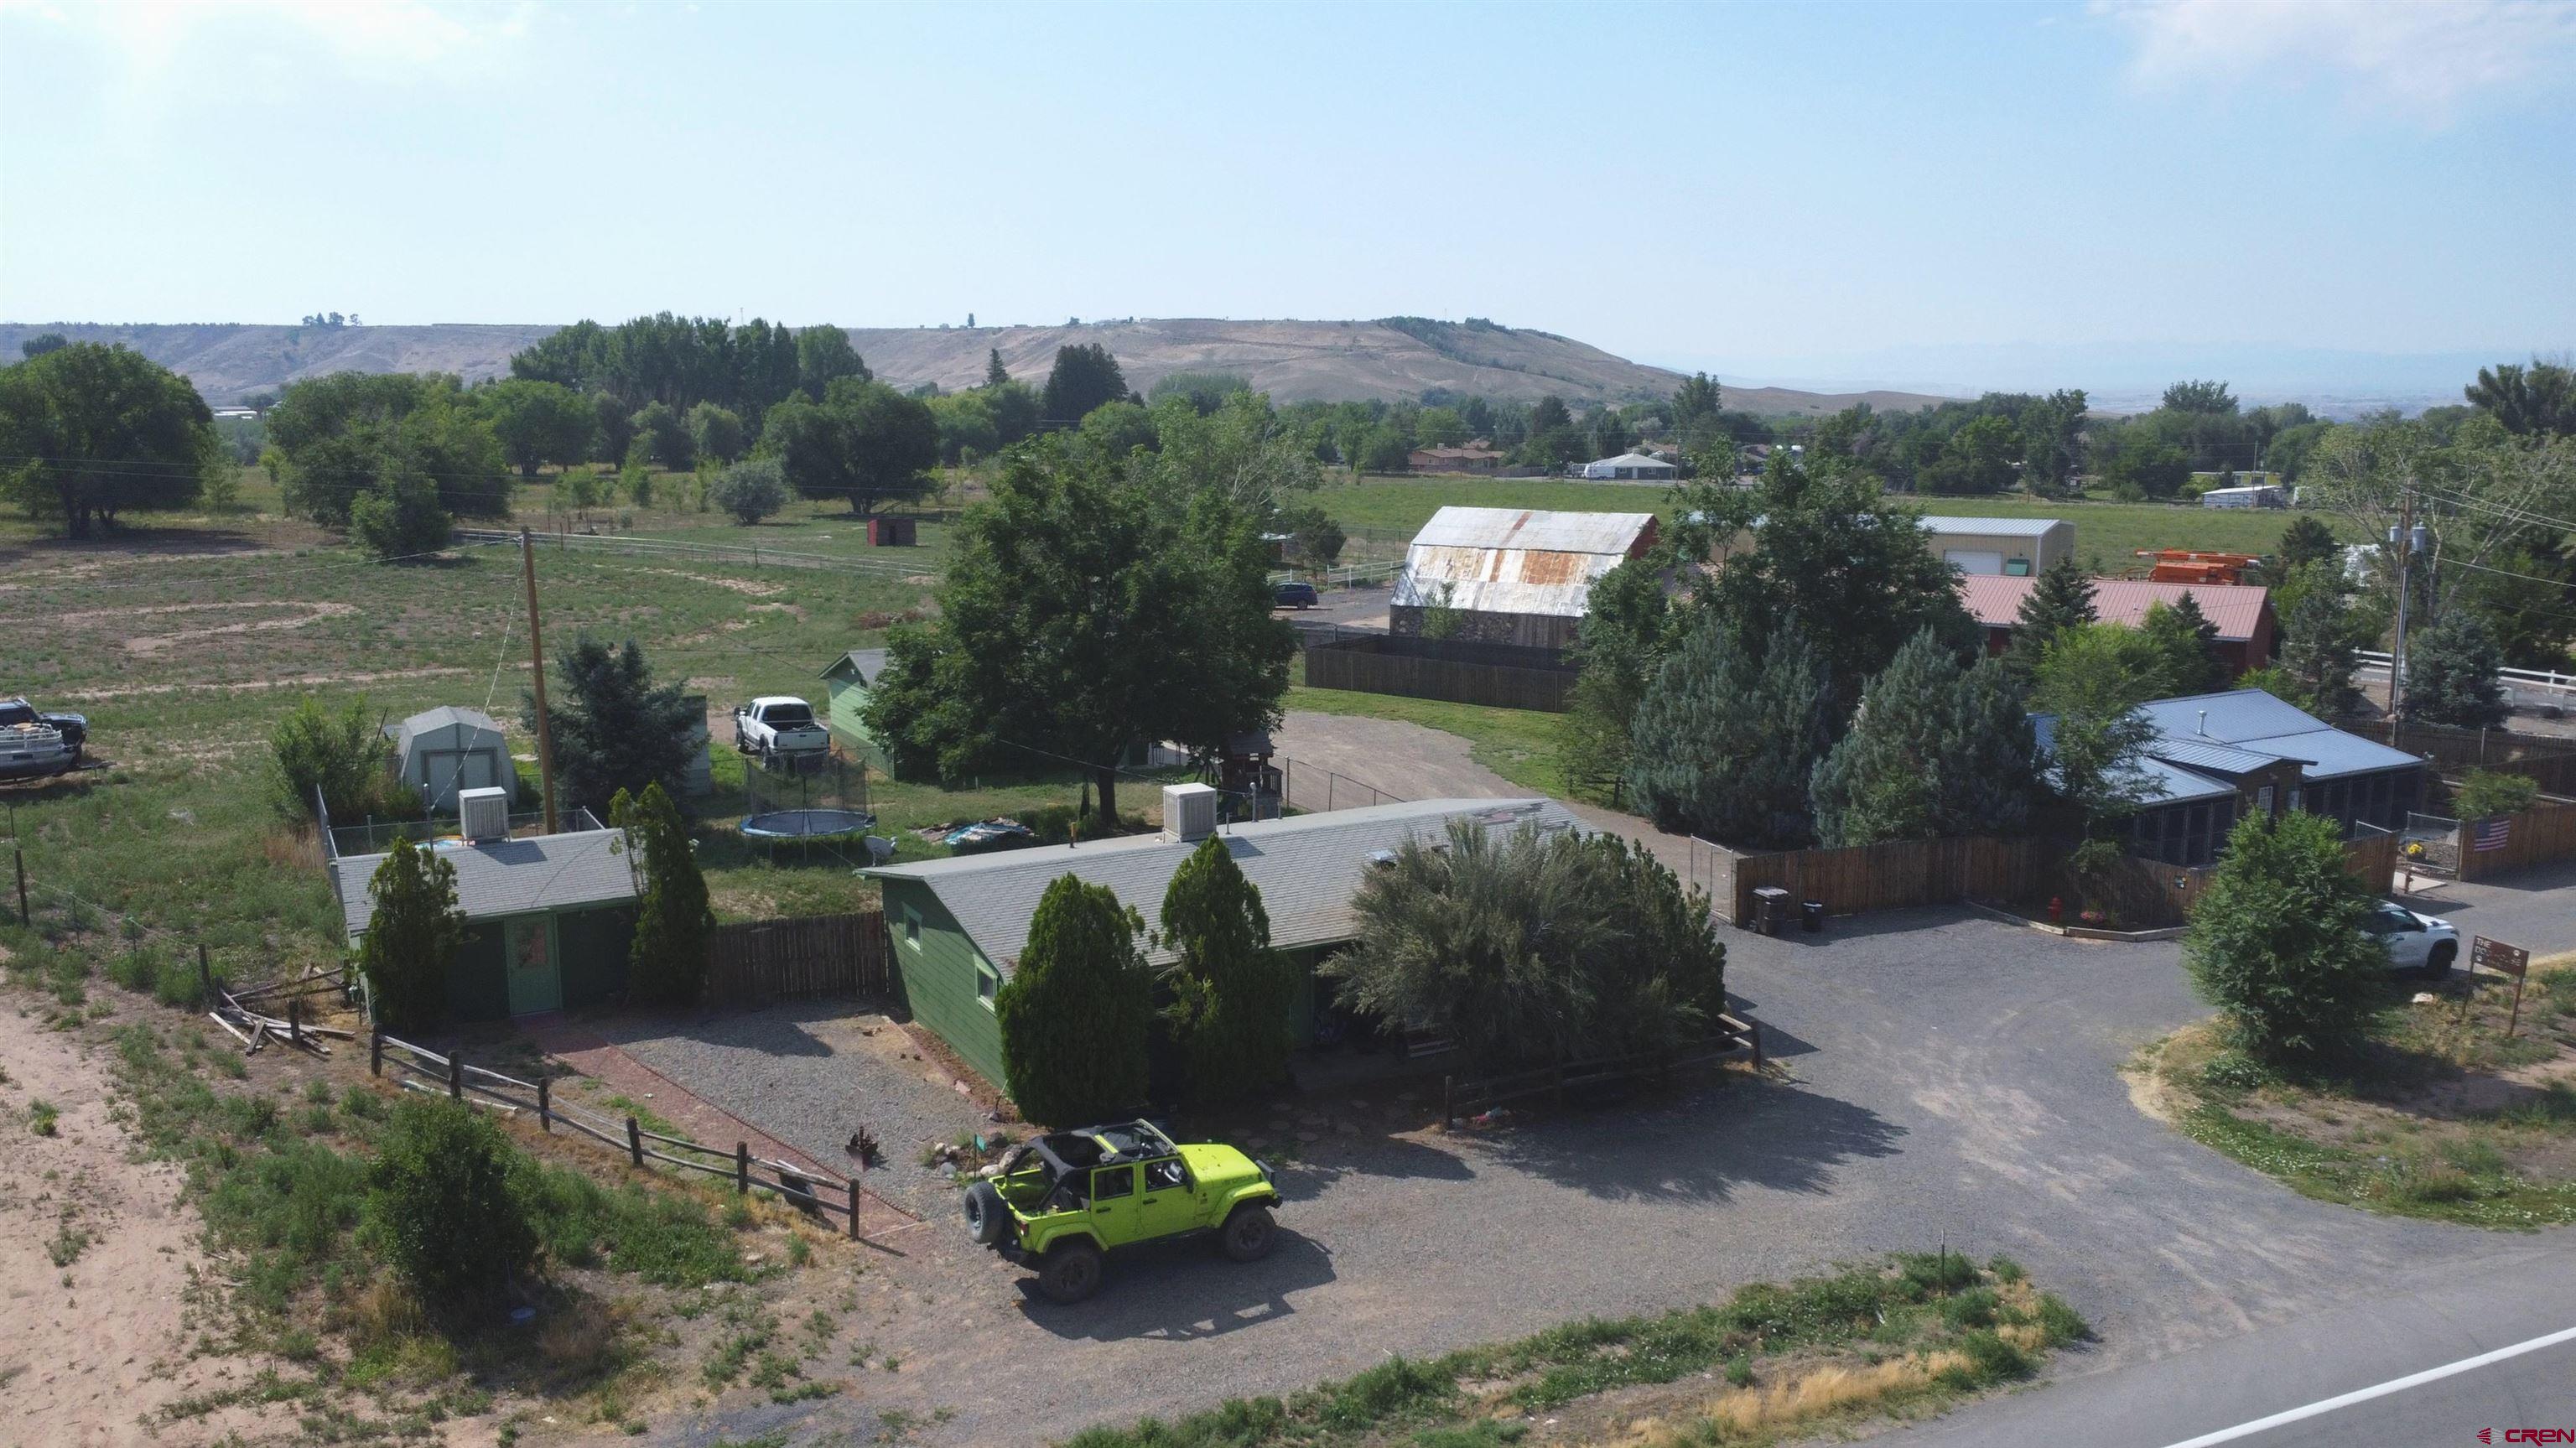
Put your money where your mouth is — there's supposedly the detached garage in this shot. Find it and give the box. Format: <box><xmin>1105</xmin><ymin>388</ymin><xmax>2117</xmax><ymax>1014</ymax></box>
<box><xmin>1919</xmin><ymin>516</ymin><xmax>2074</xmax><ymax>578</ymax></box>
<box><xmin>386</xmin><ymin>706</ymin><xmax>520</xmax><ymax>812</ymax></box>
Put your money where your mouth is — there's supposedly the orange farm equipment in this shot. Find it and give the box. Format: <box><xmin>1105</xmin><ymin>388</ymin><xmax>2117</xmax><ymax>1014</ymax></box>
<box><xmin>2133</xmin><ymin>549</ymin><xmax>2260</xmax><ymax>585</ymax></box>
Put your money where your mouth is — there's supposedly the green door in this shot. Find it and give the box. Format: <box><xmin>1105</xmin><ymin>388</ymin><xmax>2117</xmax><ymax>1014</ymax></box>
<box><xmin>1088</xmin><ymin>1165</ymin><xmax>1143</xmax><ymax>1247</ymax></box>
<box><xmin>503</xmin><ymin>915</ymin><xmax>562</xmax><ymax>1015</ymax></box>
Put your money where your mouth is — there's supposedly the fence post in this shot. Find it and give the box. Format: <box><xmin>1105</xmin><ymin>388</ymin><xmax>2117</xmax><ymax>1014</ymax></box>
<box><xmin>448</xmin><ymin>1052</ymin><xmax>463</xmax><ymax>1101</ymax></box>
<box><xmin>847</xmin><ymin>1176</ymin><xmax>864</xmax><ymax>1239</ymax></box>
<box><xmin>288</xmin><ymin>997</ymin><xmax>302</xmax><ymax>1047</ymax></box>
<box><xmin>626</xmin><ymin>1116</ymin><xmax>644</xmax><ymax>1168</ymax></box>
<box><xmin>1749</xmin><ymin>1020</ymin><xmax>1764</xmax><ymax>1070</ymax></box>
<box><xmin>1441</xmin><ymin>1075</ymin><xmax>1453</xmax><ymax>1129</ymax></box>
<box><xmin>13</xmin><ymin>843</ymin><xmax>28</xmax><ymax>926</ymax></box>
<box><xmin>197</xmin><ymin>943</ymin><xmax>212</xmax><ymax>1002</ymax></box>
<box><xmin>370</xmin><ymin>1027</ymin><xmax>382</xmax><ymax>1077</ymax></box>
<box><xmin>538</xmin><ymin>1077</ymin><xmax>552</xmax><ymax>1133</ymax></box>
<box><xmin>735</xmin><ymin>1141</ymin><xmax>753</xmax><ymax>1193</ymax></box>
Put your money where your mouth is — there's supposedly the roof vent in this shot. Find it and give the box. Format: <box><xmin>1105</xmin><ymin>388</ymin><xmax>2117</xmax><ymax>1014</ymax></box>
<box><xmin>459</xmin><ymin>786</ymin><xmax>511</xmax><ymax>843</ymax></box>
<box><xmin>1368</xmin><ymin>849</ymin><xmax>1398</xmax><ymax>868</ymax></box>
<box><xmin>1162</xmin><ymin>783</ymin><xmax>1218</xmax><ymax>843</ymax></box>
<box><xmin>2197</xmin><ymin>709</ymin><xmax>2208</xmax><ymax>736</ymax></box>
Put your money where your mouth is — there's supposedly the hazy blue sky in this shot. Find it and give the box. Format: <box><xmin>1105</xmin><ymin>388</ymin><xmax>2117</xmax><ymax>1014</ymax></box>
<box><xmin>3</xmin><ymin>1</ymin><xmax>2571</xmax><ymax>395</ymax></box>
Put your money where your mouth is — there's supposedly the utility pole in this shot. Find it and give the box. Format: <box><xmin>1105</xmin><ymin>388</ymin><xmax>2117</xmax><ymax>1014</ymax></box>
<box><xmin>521</xmin><ymin>527</ymin><xmax>560</xmax><ymax>834</ymax></box>
<box><xmin>2387</xmin><ymin>479</ymin><xmax>2415</xmax><ymax>745</ymax></box>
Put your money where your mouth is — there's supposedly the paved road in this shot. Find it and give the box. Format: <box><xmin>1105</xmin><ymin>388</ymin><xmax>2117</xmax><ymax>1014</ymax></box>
<box><xmin>1891</xmin><ymin>1243</ymin><xmax>2576</xmax><ymax>1447</ymax></box>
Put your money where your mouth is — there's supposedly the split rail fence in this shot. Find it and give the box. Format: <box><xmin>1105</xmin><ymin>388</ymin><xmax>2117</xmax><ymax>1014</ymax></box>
<box><xmin>366</xmin><ymin>1027</ymin><xmax>910</xmax><ymax>1238</ymax></box>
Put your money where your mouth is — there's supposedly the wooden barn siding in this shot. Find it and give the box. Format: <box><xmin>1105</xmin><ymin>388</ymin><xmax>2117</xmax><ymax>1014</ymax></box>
<box><xmin>2457</xmin><ymin>798</ymin><xmax>2576</xmax><ymax>881</ymax></box>
<box><xmin>1305</xmin><ymin>640</ymin><xmax>1575</xmax><ymax>713</ymax></box>
<box><xmin>704</xmin><ymin>911</ymin><xmax>889</xmax><ymax>1007</ymax></box>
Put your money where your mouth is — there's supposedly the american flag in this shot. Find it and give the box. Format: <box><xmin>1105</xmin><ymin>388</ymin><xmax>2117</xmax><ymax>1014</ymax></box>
<box><xmin>2472</xmin><ymin>817</ymin><xmax>2511</xmax><ymax>852</ymax></box>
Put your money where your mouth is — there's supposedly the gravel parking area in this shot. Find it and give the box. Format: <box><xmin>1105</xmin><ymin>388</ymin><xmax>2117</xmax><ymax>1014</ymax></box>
<box><xmin>604</xmin><ymin>1001</ymin><xmax>995</xmax><ymax>1218</ymax></box>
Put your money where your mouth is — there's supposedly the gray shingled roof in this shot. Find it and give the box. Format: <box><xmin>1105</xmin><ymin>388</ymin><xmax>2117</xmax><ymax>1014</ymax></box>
<box><xmin>868</xmin><ymin>798</ymin><xmax>1583</xmax><ymax>973</ymax></box>
<box><xmin>330</xmin><ymin>829</ymin><xmax>637</xmax><ymax>941</ymax></box>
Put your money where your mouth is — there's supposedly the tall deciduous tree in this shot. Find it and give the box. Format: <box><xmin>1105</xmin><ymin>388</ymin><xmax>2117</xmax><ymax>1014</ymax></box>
<box><xmin>2406</xmin><ymin>610</ymin><xmax>2508</xmax><ymax>729</ymax></box>
<box><xmin>1675</xmin><ymin>454</ymin><xmax>1981</xmax><ymax>706</ymax></box>
<box><xmin>797</xmin><ymin>325</ymin><xmax>870</xmax><ymax>399</ymax></box>
<box><xmin>2465</xmin><ymin>359</ymin><xmax>2576</xmax><ymax>438</ymax></box>
<box><xmin>2033</xmin><ymin>624</ymin><xmax>2160</xmax><ymax>833</ymax></box>
<box><xmin>523</xmin><ymin>637</ymin><xmax>699</xmax><ymax>813</ymax></box>
<box><xmin>997</xmin><ymin>875</ymin><xmax>1150</xmax><ymax>1125</ymax></box>
<box><xmin>2006</xmin><ymin>554</ymin><xmax>2099</xmax><ymax>682</ymax></box>
<box><xmin>862</xmin><ymin>439</ymin><xmax>1291</xmax><ymax>824</ymax></box>
<box><xmin>612</xmin><ymin>782</ymin><xmax>712</xmax><ymax>1007</ymax></box>
<box><xmin>475</xmin><ymin>378</ymin><xmax>595</xmax><ymax>476</ymax></box>
<box><xmin>686</xmin><ymin>402</ymin><xmax>746</xmax><ymax>464</ymax></box>
<box><xmin>758</xmin><ymin>378</ymin><xmax>940</xmax><ymax>513</ymax></box>
<box><xmin>0</xmin><ymin>342</ymin><xmax>219</xmax><ymax>537</ymax></box>
<box><xmin>1626</xmin><ymin>614</ymin><xmax>1833</xmax><ymax>849</ymax></box>
<box><xmin>1920</xmin><ymin>413</ymin><xmax>2021</xmax><ymax>495</ymax></box>
<box><xmin>357</xmin><ymin>837</ymin><xmax>465</xmax><ymax>1030</ymax></box>
<box><xmin>1559</xmin><ymin>557</ymin><xmax>1672</xmax><ymax>805</ymax></box>
<box><xmin>1156</xmin><ymin>837</ymin><xmax>1296</xmax><ymax>1107</ymax></box>
<box><xmin>629</xmin><ymin>400</ymin><xmax>695</xmax><ymax>471</ymax></box>
<box><xmin>267</xmin><ymin>371</ymin><xmax>512</xmax><ymax>525</ymax></box>
<box><xmin>2184</xmin><ymin>811</ymin><xmax>2383</xmax><ymax>1067</ymax></box>
<box><xmin>1041</xmin><ymin>342</ymin><xmax>1130</xmax><ymax>423</ymax></box>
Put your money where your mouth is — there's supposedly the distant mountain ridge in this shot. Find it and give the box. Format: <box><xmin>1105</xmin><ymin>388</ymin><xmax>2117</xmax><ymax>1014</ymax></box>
<box><xmin>0</xmin><ymin>317</ymin><xmax>1959</xmax><ymax>416</ymax></box>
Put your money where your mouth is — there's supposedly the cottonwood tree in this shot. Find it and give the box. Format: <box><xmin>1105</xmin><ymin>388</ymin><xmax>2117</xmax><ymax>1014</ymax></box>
<box><xmin>862</xmin><ymin>438</ymin><xmax>1291</xmax><ymax>823</ymax></box>
<box><xmin>267</xmin><ymin>371</ymin><xmax>512</xmax><ymax>525</ymax></box>
<box><xmin>1626</xmin><ymin>614</ymin><xmax>1834</xmax><ymax>849</ymax></box>
<box><xmin>2033</xmin><ymin>624</ymin><xmax>2159</xmax><ymax>836</ymax></box>
<box><xmin>686</xmin><ymin>402</ymin><xmax>746</xmax><ymax>465</ymax></box>
<box><xmin>612</xmin><ymin>783</ymin><xmax>711</xmax><ymax>1007</ymax></box>
<box><xmin>2465</xmin><ymin>359</ymin><xmax>2576</xmax><ymax>439</ymax></box>
<box><xmin>997</xmin><ymin>875</ymin><xmax>1151</xmax><ymax>1126</ymax></box>
<box><xmin>629</xmin><ymin>401</ymin><xmax>695</xmax><ymax>471</ymax></box>
<box><xmin>523</xmin><ymin>637</ymin><xmax>699</xmax><ymax>813</ymax></box>
<box><xmin>0</xmin><ymin>342</ymin><xmax>220</xmax><ymax>537</ymax></box>
<box><xmin>759</xmin><ymin>378</ymin><xmax>939</xmax><ymax>514</ymax></box>
<box><xmin>1156</xmin><ymin>836</ymin><xmax>1296</xmax><ymax>1107</ymax></box>
<box><xmin>2406</xmin><ymin>610</ymin><xmax>2508</xmax><ymax>729</ymax></box>
<box><xmin>1144</xmin><ymin>391</ymin><xmax>1322</xmax><ymax>516</ymax></box>
<box><xmin>346</xmin><ymin>458</ymin><xmax>453</xmax><ymax>560</ymax></box>
<box><xmin>708</xmin><ymin>456</ymin><xmax>787</xmax><ymax>525</ymax></box>
<box><xmin>2184</xmin><ymin>811</ymin><xmax>2384</xmax><ymax>1067</ymax></box>
<box><xmin>2303</xmin><ymin>415</ymin><xmax>2576</xmax><ymax>629</ymax></box>
<box><xmin>475</xmin><ymin>378</ymin><xmax>595</xmax><ymax>476</ymax></box>
<box><xmin>358</xmin><ymin>838</ymin><xmax>465</xmax><ymax>1030</ymax></box>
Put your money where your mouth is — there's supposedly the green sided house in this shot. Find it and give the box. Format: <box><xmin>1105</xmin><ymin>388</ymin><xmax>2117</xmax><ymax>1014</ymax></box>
<box><xmin>818</xmin><ymin>649</ymin><xmax>887</xmax><ymax>764</ymax></box>
<box><xmin>864</xmin><ymin>786</ymin><xmax>1582</xmax><ymax>1096</ymax></box>
<box><xmin>330</xmin><ymin>792</ymin><xmax>638</xmax><ymax>1021</ymax></box>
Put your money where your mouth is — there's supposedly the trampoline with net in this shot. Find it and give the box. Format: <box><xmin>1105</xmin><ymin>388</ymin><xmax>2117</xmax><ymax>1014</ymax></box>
<box><xmin>737</xmin><ymin>755</ymin><xmax>878</xmax><ymax>859</ymax></box>
<box><xmin>740</xmin><ymin>807</ymin><xmax>875</xmax><ymax>840</ymax></box>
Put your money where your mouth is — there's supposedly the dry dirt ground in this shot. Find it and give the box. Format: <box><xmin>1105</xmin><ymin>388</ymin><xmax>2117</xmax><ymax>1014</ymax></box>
<box><xmin>0</xmin><ymin>1011</ymin><xmax>300</xmax><ymax>1445</ymax></box>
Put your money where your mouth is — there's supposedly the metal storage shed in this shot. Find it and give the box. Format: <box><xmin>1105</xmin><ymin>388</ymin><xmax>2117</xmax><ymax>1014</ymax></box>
<box><xmin>385</xmin><ymin>706</ymin><xmax>520</xmax><ymax>812</ymax></box>
<box><xmin>1390</xmin><ymin>506</ymin><xmax>1659</xmax><ymax>651</ymax></box>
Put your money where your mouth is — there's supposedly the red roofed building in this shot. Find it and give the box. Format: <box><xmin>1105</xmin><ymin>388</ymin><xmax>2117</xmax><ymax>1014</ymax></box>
<box><xmin>1959</xmin><ymin>576</ymin><xmax>2277</xmax><ymax>674</ymax></box>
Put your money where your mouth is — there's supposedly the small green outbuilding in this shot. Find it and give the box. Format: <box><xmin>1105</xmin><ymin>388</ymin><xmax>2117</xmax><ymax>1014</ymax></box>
<box><xmin>818</xmin><ymin>648</ymin><xmax>888</xmax><ymax>765</ymax></box>
<box><xmin>864</xmin><ymin>791</ymin><xmax>1581</xmax><ymax>1098</ymax></box>
<box><xmin>331</xmin><ymin>828</ymin><xmax>639</xmax><ymax>1020</ymax></box>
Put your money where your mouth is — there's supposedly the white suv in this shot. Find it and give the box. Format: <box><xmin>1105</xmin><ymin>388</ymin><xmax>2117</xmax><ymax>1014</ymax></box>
<box><xmin>2362</xmin><ymin>901</ymin><xmax>2459</xmax><ymax>976</ymax></box>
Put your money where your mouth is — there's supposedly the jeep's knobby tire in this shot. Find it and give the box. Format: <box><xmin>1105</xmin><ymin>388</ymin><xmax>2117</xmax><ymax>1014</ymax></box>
<box><xmin>2425</xmin><ymin>942</ymin><xmax>2457</xmax><ymax>978</ymax></box>
<box><xmin>1217</xmin><ymin>1204</ymin><xmax>1276</xmax><ymax>1263</ymax></box>
<box><xmin>963</xmin><ymin>1181</ymin><xmax>1007</xmax><ymax>1246</ymax></box>
<box><xmin>1037</xmin><ymin>1241</ymin><xmax>1104</xmax><ymax>1304</ymax></box>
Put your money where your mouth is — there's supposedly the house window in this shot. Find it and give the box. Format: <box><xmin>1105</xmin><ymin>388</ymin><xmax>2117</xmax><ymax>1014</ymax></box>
<box><xmin>2004</xmin><ymin>558</ymin><xmax>2032</xmax><ymax>576</ymax></box>
<box><xmin>902</xmin><ymin>906</ymin><xmax>922</xmax><ymax>950</ymax></box>
<box><xmin>974</xmin><ymin>958</ymin><xmax>999</xmax><ymax>1010</ymax></box>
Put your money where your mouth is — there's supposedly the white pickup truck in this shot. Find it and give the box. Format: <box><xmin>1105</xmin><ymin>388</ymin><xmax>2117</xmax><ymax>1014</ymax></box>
<box><xmin>732</xmin><ymin>696</ymin><xmax>831</xmax><ymax>764</ymax></box>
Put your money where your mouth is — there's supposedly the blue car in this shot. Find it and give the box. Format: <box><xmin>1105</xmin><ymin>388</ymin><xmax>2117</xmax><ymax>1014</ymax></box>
<box><xmin>1272</xmin><ymin>581</ymin><xmax>1319</xmax><ymax>610</ymax></box>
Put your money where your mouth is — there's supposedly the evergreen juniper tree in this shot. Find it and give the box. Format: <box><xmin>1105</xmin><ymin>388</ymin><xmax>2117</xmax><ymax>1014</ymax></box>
<box><xmin>2406</xmin><ymin>610</ymin><xmax>2508</xmax><ymax>729</ymax></box>
<box><xmin>357</xmin><ymin>838</ymin><xmax>465</xmax><ymax>1030</ymax></box>
<box><xmin>1938</xmin><ymin>653</ymin><xmax>2043</xmax><ymax>835</ymax></box>
<box><xmin>2006</xmin><ymin>554</ymin><xmax>2097</xmax><ymax>682</ymax></box>
<box><xmin>996</xmin><ymin>875</ymin><xmax>1151</xmax><ymax>1126</ymax></box>
<box><xmin>613</xmin><ymin>783</ymin><xmax>712</xmax><ymax>1007</ymax></box>
<box><xmin>2274</xmin><ymin>515</ymin><xmax>2337</xmax><ymax>576</ymax></box>
<box><xmin>2139</xmin><ymin>596</ymin><xmax>2226</xmax><ymax>696</ymax></box>
<box><xmin>985</xmin><ymin>348</ymin><xmax>1010</xmax><ymax>388</ymax></box>
<box><xmin>1157</xmin><ymin>836</ymin><xmax>1296</xmax><ymax>1107</ymax></box>
<box><xmin>1627</xmin><ymin>615</ymin><xmax>1832</xmax><ymax>849</ymax></box>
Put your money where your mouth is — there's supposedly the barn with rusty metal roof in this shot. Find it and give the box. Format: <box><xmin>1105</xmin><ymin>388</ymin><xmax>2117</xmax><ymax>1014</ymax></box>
<box><xmin>1389</xmin><ymin>506</ymin><xmax>1659</xmax><ymax>651</ymax></box>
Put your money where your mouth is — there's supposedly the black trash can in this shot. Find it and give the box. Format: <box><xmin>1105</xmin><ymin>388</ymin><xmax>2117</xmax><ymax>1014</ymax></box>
<box><xmin>1800</xmin><ymin>900</ymin><xmax>1825</xmax><ymax>933</ymax></box>
<box><xmin>1752</xmin><ymin>886</ymin><xmax>1790</xmax><ymax>937</ymax></box>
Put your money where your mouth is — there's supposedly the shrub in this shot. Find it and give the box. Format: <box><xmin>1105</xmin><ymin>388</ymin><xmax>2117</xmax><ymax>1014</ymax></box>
<box><xmin>346</xmin><ymin>467</ymin><xmax>453</xmax><ymax>560</ymax></box>
<box><xmin>266</xmin><ymin>696</ymin><xmax>403</xmax><ymax>823</ymax></box>
<box><xmin>367</xmin><ymin>1098</ymin><xmax>537</xmax><ymax>1304</ymax></box>
<box><xmin>708</xmin><ymin>457</ymin><xmax>787</xmax><ymax>526</ymax></box>
<box><xmin>2454</xmin><ymin>769</ymin><xmax>2539</xmax><ymax>822</ymax></box>
<box><xmin>611</xmin><ymin>783</ymin><xmax>711</xmax><ymax>1007</ymax></box>
<box><xmin>2184</xmin><ymin>811</ymin><xmax>2386</xmax><ymax>1067</ymax></box>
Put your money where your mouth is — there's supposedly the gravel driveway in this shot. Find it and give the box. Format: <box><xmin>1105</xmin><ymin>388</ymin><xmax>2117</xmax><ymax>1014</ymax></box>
<box><xmin>651</xmin><ymin>714</ymin><xmax>2576</xmax><ymax>1448</ymax></box>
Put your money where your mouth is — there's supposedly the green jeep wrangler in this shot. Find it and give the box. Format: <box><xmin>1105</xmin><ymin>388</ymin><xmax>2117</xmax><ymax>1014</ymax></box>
<box><xmin>961</xmin><ymin>1119</ymin><xmax>1281</xmax><ymax>1304</ymax></box>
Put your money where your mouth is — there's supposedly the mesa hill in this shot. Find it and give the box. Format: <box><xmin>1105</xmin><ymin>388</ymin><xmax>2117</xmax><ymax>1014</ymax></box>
<box><xmin>0</xmin><ymin>317</ymin><xmax>1954</xmax><ymax>415</ymax></box>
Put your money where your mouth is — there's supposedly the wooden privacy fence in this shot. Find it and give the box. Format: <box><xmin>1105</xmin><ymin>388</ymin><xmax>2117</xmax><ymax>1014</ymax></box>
<box><xmin>2354</xmin><ymin>720</ymin><xmax>2576</xmax><ymax>796</ymax></box>
<box><xmin>2090</xmin><ymin>830</ymin><xmax>2403</xmax><ymax>929</ymax></box>
<box><xmin>1731</xmin><ymin>836</ymin><xmax>2043</xmax><ymax>926</ymax></box>
<box><xmin>1442</xmin><ymin>1015</ymin><xmax>1763</xmax><ymax>1127</ymax></box>
<box><xmin>1303</xmin><ymin>635</ymin><xmax>1576</xmax><ymax>713</ymax></box>
<box><xmin>705</xmin><ymin>911</ymin><xmax>887</xmax><ymax>1006</ymax></box>
<box><xmin>2458</xmin><ymin>797</ymin><xmax>2576</xmax><ymax>881</ymax></box>
<box><xmin>367</xmin><ymin>1027</ymin><xmax>911</xmax><ymax>1238</ymax></box>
